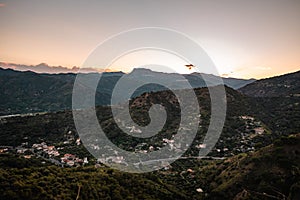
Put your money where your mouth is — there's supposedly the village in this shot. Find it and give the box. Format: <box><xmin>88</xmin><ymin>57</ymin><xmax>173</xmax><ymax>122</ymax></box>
<box><xmin>0</xmin><ymin>115</ymin><xmax>268</xmax><ymax>169</ymax></box>
<box><xmin>0</xmin><ymin>130</ymin><xmax>90</xmax><ymax>167</ymax></box>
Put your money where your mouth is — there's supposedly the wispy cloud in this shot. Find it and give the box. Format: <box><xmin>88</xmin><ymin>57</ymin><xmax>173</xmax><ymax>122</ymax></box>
<box><xmin>221</xmin><ymin>73</ymin><xmax>229</xmax><ymax>77</ymax></box>
<box><xmin>0</xmin><ymin>3</ymin><xmax>5</xmax><ymax>7</ymax></box>
<box><xmin>0</xmin><ymin>62</ymin><xmax>106</xmax><ymax>74</ymax></box>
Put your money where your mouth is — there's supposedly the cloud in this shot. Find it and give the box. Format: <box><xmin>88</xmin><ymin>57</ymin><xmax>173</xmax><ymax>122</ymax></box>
<box><xmin>0</xmin><ymin>3</ymin><xmax>5</xmax><ymax>7</ymax></box>
<box><xmin>221</xmin><ymin>74</ymin><xmax>229</xmax><ymax>77</ymax></box>
<box><xmin>0</xmin><ymin>62</ymin><xmax>105</xmax><ymax>74</ymax></box>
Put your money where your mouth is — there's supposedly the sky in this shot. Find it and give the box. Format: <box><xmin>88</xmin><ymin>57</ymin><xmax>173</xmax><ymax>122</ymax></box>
<box><xmin>0</xmin><ymin>0</ymin><xmax>300</xmax><ymax>79</ymax></box>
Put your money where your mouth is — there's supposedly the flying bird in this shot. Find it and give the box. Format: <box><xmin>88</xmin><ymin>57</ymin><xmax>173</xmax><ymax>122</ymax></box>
<box><xmin>185</xmin><ymin>64</ymin><xmax>195</xmax><ymax>70</ymax></box>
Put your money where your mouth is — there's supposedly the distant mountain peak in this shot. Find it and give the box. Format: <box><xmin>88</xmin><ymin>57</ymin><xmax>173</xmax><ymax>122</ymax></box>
<box><xmin>36</xmin><ymin>62</ymin><xmax>49</xmax><ymax>67</ymax></box>
<box><xmin>131</xmin><ymin>68</ymin><xmax>154</xmax><ymax>73</ymax></box>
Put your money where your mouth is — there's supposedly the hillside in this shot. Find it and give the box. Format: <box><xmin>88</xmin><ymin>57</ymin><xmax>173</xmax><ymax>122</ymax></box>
<box><xmin>0</xmin><ymin>166</ymin><xmax>190</xmax><ymax>200</ymax></box>
<box><xmin>207</xmin><ymin>134</ymin><xmax>300</xmax><ymax>199</ymax></box>
<box><xmin>0</xmin><ymin>86</ymin><xmax>281</xmax><ymax>166</ymax></box>
<box><xmin>247</xmin><ymin>96</ymin><xmax>300</xmax><ymax>136</ymax></box>
<box><xmin>239</xmin><ymin>70</ymin><xmax>300</xmax><ymax>97</ymax></box>
<box><xmin>0</xmin><ymin>133</ymin><xmax>298</xmax><ymax>200</ymax></box>
<box><xmin>238</xmin><ymin>70</ymin><xmax>300</xmax><ymax>136</ymax></box>
<box><xmin>155</xmin><ymin>134</ymin><xmax>300</xmax><ymax>200</ymax></box>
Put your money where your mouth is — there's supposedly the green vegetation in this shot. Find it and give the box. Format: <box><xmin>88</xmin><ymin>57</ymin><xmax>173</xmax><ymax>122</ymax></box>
<box><xmin>0</xmin><ymin>166</ymin><xmax>190</xmax><ymax>200</ymax></box>
<box><xmin>207</xmin><ymin>134</ymin><xmax>300</xmax><ymax>199</ymax></box>
<box><xmin>0</xmin><ymin>134</ymin><xmax>299</xmax><ymax>199</ymax></box>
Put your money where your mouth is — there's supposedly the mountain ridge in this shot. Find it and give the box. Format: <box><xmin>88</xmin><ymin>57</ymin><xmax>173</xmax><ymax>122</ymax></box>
<box><xmin>0</xmin><ymin>67</ymin><xmax>255</xmax><ymax>115</ymax></box>
<box><xmin>239</xmin><ymin>70</ymin><xmax>300</xmax><ymax>97</ymax></box>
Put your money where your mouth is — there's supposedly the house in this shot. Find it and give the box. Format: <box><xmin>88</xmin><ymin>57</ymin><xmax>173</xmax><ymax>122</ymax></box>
<box><xmin>240</xmin><ymin>116</ymin><xmax>255</xmax><ymax>121</ymax></box>
<box><xmin>17</xmin><ymin>149</ymin><xmax>27</xmax><ymax>154</ymax></box>
<box><xmin>66</xmin><ymin>161</ymin><xmax>75</xmax><ymax>167</ymax></box>
<box><xmin>24</xmin><ymin>155</ymin><xmax>31</xmax><ymax>159</ymax></box>
<box><xmin>47</xmin><ymin>146</ymin><xmax>55</xmax><ymax>151</ymax></box>
<box><xmin>112</xmin><ymin>156</ymin><xmax>123</xmax><ymax>164</ymax></box>
<box><xmin>254</xmin><ymin>127</ymin><xmax>264</xmax><ymax>135</ymax></box>
<box><xmin>0</xmin><ymin>148</ymin><xmax>8</xmax><ymax>153</ymax></box>
<box><xmin>196</xmin><ymin>188</ymin><xmax>204</xmax><ymax>193</ymax></box>
<box><xmin>64</xmin><ymin>154</ymin><xmax>76</xmax><ymax>159</ymax></box>
<box><xmin>149</xmin><ymin>146</ymin><xmax>154</xmax><ymax>151</ymax></box>
<box><xmin>75</xmin><ymin>158</ymin><xmax>83</xmax><ymax>164</ymax></box>
<box><xmin>161</xmin><ymin>161</ymin><xmax>170</xmax><ymax>170</ymax></box>
<box><xmin>76</xmin><ymin>138</ymin><xmax>81</xmax><ymax>146</ymax></box>
<box><xmin>196</xmin><ymin>144</ymin><xmax>207</xmax><ymax>149</ymax></box>
<box><xmin>163</xmin><ymin>139</ymin><xmax>174</xmax><ymax>144</ymax></box>
<box><xmin>129</xmin><ymin>126</ymin><xmax>142</xmax><ymax>134</ymax></box>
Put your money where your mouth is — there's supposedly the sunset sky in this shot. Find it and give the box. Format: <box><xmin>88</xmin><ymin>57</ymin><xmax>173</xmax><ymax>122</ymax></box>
<box><xmin>0</xmin><ymin>0</ymin><xmax>300</xmax><ymax>79</ymax></box>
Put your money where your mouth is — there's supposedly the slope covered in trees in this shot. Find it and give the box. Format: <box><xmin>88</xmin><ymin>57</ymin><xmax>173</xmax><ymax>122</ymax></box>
<box><xmin>239</xmin><ymin>70</ymin><xmax>300</xmax><ymax>97</ymax></box>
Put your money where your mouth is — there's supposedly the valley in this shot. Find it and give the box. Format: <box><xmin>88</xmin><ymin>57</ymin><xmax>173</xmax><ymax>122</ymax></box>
<box><xmin>0</xmin><ymin>68</ymin><xmax>299</xmax><ymax>199</ymax></box>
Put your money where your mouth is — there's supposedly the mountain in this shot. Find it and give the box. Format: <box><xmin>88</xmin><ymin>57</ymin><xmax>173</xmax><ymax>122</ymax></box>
<box><xmin>0</xmin><ymin>62</ymin><xmax>255</xmax><ymax>90</ymax></box>
<box><xmin>128</xmin><ymin>68</ymin><xmax>255</xmax><ymax>90</ymax></box>
<box><xmin>0</xmin><ymin>67</ymin><xmax>254</xmax><ymax>115</ymax></box>
<box><xmin>190</xmin><ymin>72</ymin><xmax>255</xmax><ymax>89</ymax></box>
<box><xmin>239</xmin><ymin>70</ymin><xmax>300</xmax><ymax>97</ymax></box>
<box><xmin>0</xmin><ymin>68</ymin><xmax>75</xmax><ymax>115</ymax></box>
<box><xmin>0</xmin><ymin>68</ymin><xmax>124</xmax><ymax>115</ymax></box>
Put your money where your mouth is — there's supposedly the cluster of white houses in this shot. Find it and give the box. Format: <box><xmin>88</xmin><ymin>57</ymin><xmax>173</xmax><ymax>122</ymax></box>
<box><xmin>32</xmin><ymin>142</ymin><xmax>60</xmax><ymax>157</ymax></box>
<box><xmin>1</xmin><ymin>115</ymin><xmax>268</xmax><ymax>168</ymax></box>
<box><xmin>6</xmin><ymin>141</ymin><xmax>89</xmax><ymax>167</ymax></box>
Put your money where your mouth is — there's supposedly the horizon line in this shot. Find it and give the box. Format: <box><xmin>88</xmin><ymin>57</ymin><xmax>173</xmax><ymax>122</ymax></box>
<box><xmin>1</xmin><ymin>61</ymin><xmax>299</xmax><ymax>80</ymax></box>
